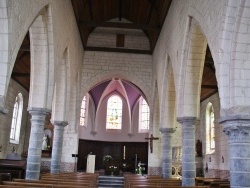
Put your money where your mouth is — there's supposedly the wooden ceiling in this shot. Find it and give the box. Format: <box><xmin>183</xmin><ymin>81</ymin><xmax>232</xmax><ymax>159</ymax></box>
<box><xmin>71</xmin><ymin>0</ymin><xmax>172</xmax><ymax>53</ymax></box>
<box><xmin>11</xmin><ymin>1</ymin><xmax>218</xmax><ymax>102</ymax></box>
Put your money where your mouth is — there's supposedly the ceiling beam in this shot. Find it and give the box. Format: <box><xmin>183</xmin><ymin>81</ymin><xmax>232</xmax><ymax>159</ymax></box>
<box><xmin>204</xmin><ymin>62</ymin><xmax>215</xmax><ymax>73</ymax></box>
<box><xmin>87</xmin><ymin>0</ymin><xmax>93</xmax><ymax>20</ymax></box>
<box><xmin>79</xmin><ymin>21</ymin><xmax>160</xmax><ymax>31</ymax></box>
<box><xmin>119</xmin><ymin>0</ymin><xmax>123</xmax><ymax>21</ymax></box>
<box><xmin>11</xmin><ymin>78</ymin><xmax>29</xmax><ymax>91</ymax></box>
<box><xmin>85</xmin><ymin>46</ymin><xmax>152</xmax><ymax>54</ymax></box>
<box><xmin>148</xmin><ymin>0</ymin><xmax>158</xmax><ymax>11</ymax></box>
<box><xmin>201</xmin><ymin>85</ymin><xmax>218</xmax><ymax>89</ymax></box>
<box><xmin>147</xmin><ymin>0</ymin><xmax>156</xmax><ymax>24</ymax></box>
<box><xmin>19</xmin><ymin>45</ymin><xmax>30</xmax><ymax>51</ymax></box>
<box><xmin>200</xmin><ymin>90</ymin><xmax>218</xmax><ymax>102</ymax></box>
<box><xmin>11</xmin><ymin>72</ymin><xmax>30</xmax><ymax>77</ymax></box>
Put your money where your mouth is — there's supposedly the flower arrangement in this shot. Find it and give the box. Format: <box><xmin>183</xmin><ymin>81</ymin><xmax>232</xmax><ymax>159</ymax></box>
<box><xmin>135</xmin><ymin>162</ymin><xmax>145</xmax><ymax>175</ymax></box>
<box><xmin>103</xmin><ymin>155</ymin><xmax>112</xmax><ymax>163</ymax></box>
<box><xmin>108</xmin><ymin>165</ymin><xmax>117</xmax><ymax>172</ymax></box>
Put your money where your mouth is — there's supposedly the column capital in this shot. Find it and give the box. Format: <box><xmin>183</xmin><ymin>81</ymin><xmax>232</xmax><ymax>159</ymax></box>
<box><xmin>53</xmin><ymin>121</ymin><xmax>68</xmax><ymax>127</ymax></box>
<box><xmin>159</xmin><ymin>128</ymin><xmax>175</xmax><ymax>134</ymax></box>
<box><xmin>223</xmin><ymin>124</ymin><xmax>250</xmax><ymax>143</ymax></box>
<box><xmin>177</xmin><ymin>116</ymin><xmax>199</xmax><ymax>124</ymax></box>
<box><xmin>28</xmin><ymin>107</ymin><xmax>51</xmax><ymax>116</ymax></box>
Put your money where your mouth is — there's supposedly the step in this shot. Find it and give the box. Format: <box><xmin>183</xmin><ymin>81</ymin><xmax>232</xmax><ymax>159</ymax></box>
<box><xmin>98</xmin><ymin>175</ymin><xmax>124</xmax><ymax>188</ymax></box>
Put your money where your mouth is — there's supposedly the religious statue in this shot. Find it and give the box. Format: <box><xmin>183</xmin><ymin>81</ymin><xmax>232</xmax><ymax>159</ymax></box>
<box><xmin>196</xmin><ymin>139</ymin><xmax>202</xmax><ymax>157</ymax></box>
<box><xmin>42</xmin><ymin>135</ymin><xmax>48</xmax><ymax>150</ymax></box>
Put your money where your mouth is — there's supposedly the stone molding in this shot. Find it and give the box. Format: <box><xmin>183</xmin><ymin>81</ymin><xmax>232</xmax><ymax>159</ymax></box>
<box><xmin>159</xmin><ymin>127</ymin><xmax>175</xmax><ymax>134</ymax></box>
<box><xmin>53</xmin><ymin>121</ymin><xmax>68</xmax><ymax>127</ymax></box>
<box><xmin>177</xmin><ymin>116</ymin><xmax>199</xmax><ymax>126</ymax></box>
<box><xmin>220</xmin><ymin>106</ymin><xmax>250</xmax><ymax>122</ymax></box>
<box><xmin>28</xmin><ymin>107</ymin><xmax>51</xmax><ymax>116</ymax></box>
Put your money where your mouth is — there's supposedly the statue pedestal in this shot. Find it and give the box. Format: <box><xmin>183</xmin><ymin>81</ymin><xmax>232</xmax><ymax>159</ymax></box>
<box><xmin>172</xmin><ymin>162</ymin><xmax>182</xmax><ymax>179</ymax></box>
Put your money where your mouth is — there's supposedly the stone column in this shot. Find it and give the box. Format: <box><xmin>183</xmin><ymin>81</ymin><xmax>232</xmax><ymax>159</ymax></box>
<box><xmin>159</xmin><ymin>128</ymin><xmax>175</xmax><ymax>178</ymax></box>
<box><xmin>0</xmin><ymin>96</ymin><xmax>8</xmax><ymax>114</ymax></box>
<box><xmin>177</xmin><ymin>117</ymin><xmax>198</xmax><ymax>186</ymax></box>
<box><xmin>220</xmin><ymin>117</ymin><xmax>250</xmax><ymax>188</ymax></box>
<box><xmin>50</xmin><ymin>121</ymin><xmax>68</xmax><ymax>174</ymax></box>
<box><xmin>26</xmin><ymin>108</ymin><xmax>51</xmax><ymax>180</ymax></box>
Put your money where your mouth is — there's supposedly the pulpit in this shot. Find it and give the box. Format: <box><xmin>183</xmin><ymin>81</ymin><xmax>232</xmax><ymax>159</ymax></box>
<box><xmin>86</xmin><ymin>155</ymin><xmax>96</xmax><ymax>173</ymax></box>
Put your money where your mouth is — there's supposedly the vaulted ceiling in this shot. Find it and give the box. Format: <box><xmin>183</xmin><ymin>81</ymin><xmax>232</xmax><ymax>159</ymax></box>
<box><xmin>11</xmin><ymin>1</ymin><xmax>218</xmax><ymax>103</ymax></box>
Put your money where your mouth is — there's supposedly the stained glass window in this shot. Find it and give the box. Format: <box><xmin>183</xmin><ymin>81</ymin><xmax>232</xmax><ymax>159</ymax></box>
<box><xmin>141</xmin><ymin>98</ymin><xmax>150</xmax><ymax>130</ymax></box>
<box><xmin>206</xmin><ymin>102</ymin><xmax>215</xmax><ymax>153</ymax></box>
<box><xmin>10</xmin><ymin>93</ymin><xmax>23</xmax><ymax>144</ymax></box>
<box><xmin>80</xmin><ymin>96</ymin><xmax>87</xmax><ymax>126</ymax></box>
<box><xmin>106</xmin><ymin>95</ymin><xmax>122</xmax><ymax>129</ymax></box>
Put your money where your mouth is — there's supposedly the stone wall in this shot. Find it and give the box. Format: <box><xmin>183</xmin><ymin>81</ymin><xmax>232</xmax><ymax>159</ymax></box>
<box><xmin>0</xmin><ymin>79</ymin><xmax>29</xmax><ymax>158</ymax></box>
<box><xmin>197</xmin><ymin>93</ymin><xmax>230</xmax><ymax>179</ymax></box>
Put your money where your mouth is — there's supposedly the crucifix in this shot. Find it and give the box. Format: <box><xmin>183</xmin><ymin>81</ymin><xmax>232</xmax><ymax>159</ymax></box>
<box><xmin>145</xmin><ymin>134</ymin><xmax>159</xmax><ymax>153</ymax></box>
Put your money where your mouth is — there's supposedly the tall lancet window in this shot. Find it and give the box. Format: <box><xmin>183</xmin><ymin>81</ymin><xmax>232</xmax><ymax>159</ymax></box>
<box><xmin>139</xmin><ymin>97</ymin><xmax>150</xmax><ymax>133</ymax></box>
<box><xmin>106</xmin><ymin>95</ymin><xmax>122</xmax><ymax>129</ymax></box>
<box><xmin>80</xmin><ymin>94</ymin><xmax>89</xmax><ymax>126</ymax></box>
<box><xmin>10</xmin><ymin>93</ymin><xmax>23</xmax><ymax>144</ymax></box>
<box><xmin>206</xmin><ymin>102</ymin><xmax>215</xmax><ymax>153</ymax></box>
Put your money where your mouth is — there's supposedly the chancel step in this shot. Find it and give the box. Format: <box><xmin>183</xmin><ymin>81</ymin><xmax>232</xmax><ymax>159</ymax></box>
<box><xmin>98</xmin><ymin>175</ymin><xmax>124</xmax><ymax>188</ymax></box>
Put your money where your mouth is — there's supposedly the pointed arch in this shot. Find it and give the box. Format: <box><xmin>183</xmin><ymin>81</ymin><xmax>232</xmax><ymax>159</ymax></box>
<box><xmin>28</xmin><ymin>6</ymin><xmax>54</xmax><ymax>110</ymax></box>
<box><xmin>148</xmin><ymin>80</ymin><xmax>162</xmax><ymax>175</ymax></box>
<box><xmin>52</xmin><ymin>48</ymin><xmax>69</xmax><ymax>122</ymax></box>
<box><xmin>177</xmin><ymin>17</ymin><xmax>207</xmax><ymax>118</ymax></box>
<box><xmin>81</xmin><ymin>70</ymin><xmax>151</xmax><ymax>108</ymax></box>
<box><xmin>160</xmin><ymin>57</ymin><xmax>176</xmax><ymax>128</ymax></box>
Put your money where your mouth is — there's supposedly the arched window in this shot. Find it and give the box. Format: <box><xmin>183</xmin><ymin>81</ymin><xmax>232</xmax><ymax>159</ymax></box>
<box><xmin>10</xmin><ymin>93</ymin><xmax>23</xmax><ymax>144</ymax></box>
<box><xmin>138</xmin><ymin>97</ymin><xmax>150</xmax><ymax>133</ymax></box>
<box><xmin>80</xmin><ymin>94</ymin><xmax>89</xmax><ymax>126</ymax></box>
<box><xmin>206</xmin><ymin>102</ymin><xmax>215</xmax><ymax>153</ymax></box>
<box><xmin>106</xmin><ymin>95</ymin><xmax>122</xmax><ymax>129</ymax></box>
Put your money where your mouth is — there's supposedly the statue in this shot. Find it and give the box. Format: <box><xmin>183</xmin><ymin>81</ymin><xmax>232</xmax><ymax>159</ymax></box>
<box><xmin>196</xmin><ymin>139</ymin><xmax>202</xmax><ymax>157</ymax></box>
<box><xmin>42</xmin><ymin>135</ymin><xmax>48</xmax><ymax>150</ymax></box>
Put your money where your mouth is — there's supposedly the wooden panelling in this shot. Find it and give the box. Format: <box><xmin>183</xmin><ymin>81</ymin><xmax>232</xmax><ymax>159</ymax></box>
<box><xmin>77</xmin><ymin>139</ymin><xmax>148</xmax><ymax>172</ymax></box>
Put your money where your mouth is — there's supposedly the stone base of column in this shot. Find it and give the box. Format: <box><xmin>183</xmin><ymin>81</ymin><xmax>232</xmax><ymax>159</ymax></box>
<box><xmin>60</xmin><ymin>162</ymin><xmax>75</xmax><ymax>172</ymax></box>
<box><xmin>148</xmin><ymin>166</ymin><xmax>162</xmax><ymax>176</ymax></box>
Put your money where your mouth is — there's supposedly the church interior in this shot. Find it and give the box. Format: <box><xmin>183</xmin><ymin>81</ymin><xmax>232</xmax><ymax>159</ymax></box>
<box><xmin>0</xmin><ymin>0</ymin><xmax>250</xmax><ymax>187</ymax></box>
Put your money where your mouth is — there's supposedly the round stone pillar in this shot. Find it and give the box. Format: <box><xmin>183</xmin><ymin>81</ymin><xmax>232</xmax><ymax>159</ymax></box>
<box><xmin>177</xmin><ymin>117</ymin><xmax>198</xmax><ymax>186</ymax></box>
<box><xmin>26</xmin><ymin>108</ymin><xmax>51</xmax><ymax>180</ymax></box>
<box><xmin>159</xmin><ymin>128</ymin><xmax>175</xmax><ymax>178</ymax></box>
<box><xmin>50</xmin><ymin>121</ymin><xmax>68</xmax><ymax>174</ymax></box>
<box><xmin>220</xmin><ymin>117</ymin><xmax>250</xmax><ymax>188</ymax></box>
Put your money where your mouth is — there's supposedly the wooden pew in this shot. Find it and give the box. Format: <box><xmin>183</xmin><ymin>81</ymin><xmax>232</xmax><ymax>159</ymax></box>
<box><xmin>13</xmin><ymin>179</ymin><xmax>93</xmax><ymax>187</ymax></box>
<box><xmin>1</xmin><ymin>181</ymin><xmax>53</xmax><ymax>187</ymax></box>
<box><xmin>195</xmin><ymin>177</ymin><xmax>229</xmax><ymax>187</ymax></box>
<box><xmin>0</xmin><ymin>159</ymin><xmax>26</xmax><ymax>179</ymax></box>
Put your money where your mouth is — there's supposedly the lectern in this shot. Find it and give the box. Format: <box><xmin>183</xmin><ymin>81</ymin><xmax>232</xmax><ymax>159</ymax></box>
<box><xmin>86</xmin><ymin>154</ymin><xmax>96</xmax><ymax>173</ymax></box>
